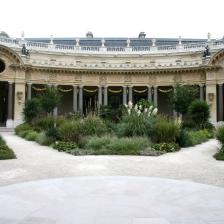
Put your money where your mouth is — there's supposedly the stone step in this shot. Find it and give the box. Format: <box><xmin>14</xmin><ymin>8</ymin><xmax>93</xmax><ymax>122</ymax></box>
<box><xmin>0</xmin><ymin>127</ymin><xmax>14</xmax><ymax>132</ymax></box>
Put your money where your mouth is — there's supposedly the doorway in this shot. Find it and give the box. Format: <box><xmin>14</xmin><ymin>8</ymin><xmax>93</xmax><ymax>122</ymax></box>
<box><xmin>0</xmin><ymin>82</ymin><xmax>8</xmax><ymax>126</ymax></box>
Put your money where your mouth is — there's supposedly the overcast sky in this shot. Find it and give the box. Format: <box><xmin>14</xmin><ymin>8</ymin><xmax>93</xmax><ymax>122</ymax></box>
<box><xmin>0</xmin><ymin>0</ymin><xmax>223</xmax><ymax>39</ymax></box>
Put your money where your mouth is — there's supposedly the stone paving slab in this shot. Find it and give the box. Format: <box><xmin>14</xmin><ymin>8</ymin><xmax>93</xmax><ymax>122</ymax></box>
<box><xmin>0</xmin><ymin>177</ymin><xmax>224</xmax><ymax>224</ymax></box>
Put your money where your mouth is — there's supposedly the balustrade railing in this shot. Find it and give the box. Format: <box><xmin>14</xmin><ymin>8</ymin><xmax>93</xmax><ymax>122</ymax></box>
<box><xmin>0</xmin><ymin>37</ymin><xmax>224</xmax><ymax>54</ymax></box>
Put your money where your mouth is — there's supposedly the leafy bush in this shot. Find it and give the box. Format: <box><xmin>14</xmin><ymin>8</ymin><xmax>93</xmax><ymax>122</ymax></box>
<box><xmin>35</xmin><ymin>132</ymin><xmax>54</xmax><ymax>146</ymax></box>
<box><xmin>86</xmin><ymin>136</ymin><xmax>150</xmax><ymax>155</ymax></box>
<box><xmin>188</xmin><ymin>100</ymin><xmax>210</xmax><ymax>128</ymax></box>
<box><xmin>171</xmin><ymin>84</ymin><xmax>199</xmax><ymax>115</ymax></box>
<box><xmin>39</xmin><ymin>86</ymin><xmax>61</xmax><ymax>114</ymax></box>
<box><xmin>33</xmin><ymin>116</ymin><xmax>55</xmax><ymax>131</ymax></box>
<box><xmin>59</xmin><ymin>121</ymin><xmax>81</xmax><ymax>143</ymax></box>
<box><xmin>214</xmin><ymin>146</ymin><xmax>224</xmax><ymax>160</ymax></box>
<box><xmin>33</xmin><ymin>116</ymin><xmax>66</xmax><ymax>131</ymax></box>
<box><xmin>0</xmin><ymin>135</ymin><xmax>6</xmax><ymax>145</ymax></box>
<box><xmin>23</xmin><ymin>98</ymin><xmax>40</xmax><ymax>123</ymax></box>
<box><xmin>15</xmin><ymin>123</ymin><xmax>32</xmax><ymax>135</ymax></box>
<box><xmin>53</xmin><ymin>141</ymin><xmax>77</xmax><ymax>152</ymax></box>
<box><xmin>151</xmin><ymin>116</ymin><xmax>180</xmax><ymax>143</ymax></box>
<box><xmin>106</xmin><ymin>137</ymin><xmax>150</xmax><ymax>155</ymax></box>
<box><xmin>24</xmin><ymin>130</ymin><xmax>39</xmax><ymax>141</ymax></box>
<box><xmin>46</xmin><ymin>127</ymin><xmax>61</xmax><ymax>140</ymax></box>
<box><xmin>178</xmin><ymin>129</ymin><xmax>213</xmax><ymax>147</ymax></box>
<box><xmin>80</xmin><ymin>115</ymin><xmax>108</xmax><ymax>136</ymax></box>
<box><xmin>216</xmin><ymin>125</ymin><xmax>224</xmax><ymax>144</ymax></box>
<box><xmin>0</xmin><ymin>144</ymin><xmax>16</xmax><ymax>160</ymax></box>
<box><xmin>86</xmin><ymin>136</ymin><xmax>112</xmax><ymax>151</ymax></box>
<box><xmin>151</xmin><ymin>142</ymin><xmax>180</xmax><ymax>153</ymax></box>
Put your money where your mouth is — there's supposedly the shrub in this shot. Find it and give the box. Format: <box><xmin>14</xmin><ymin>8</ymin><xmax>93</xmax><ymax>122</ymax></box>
<box><xmin>59</xmin><ymin>121</ymin><xmax>81</xmax><ymax>143</ymax></box>
<box><xmin>18</xmin><ymin>130</ymin><xmax>31</xmax><ymax>138</ymax></box>
<box><xmin>15</xmin><ymin>123</ymin><xmax>32</xmax><ymax>135</ymax></box>
<box><xmin>171</xmin><ymin>84</ymin><xmax>199</xmax><ymax>115</ymax></box>
<box><xmin>216</xmin><ymin>125</ymin><xmax>224</xmax><ymax>144</ymax></box>
<box><xmin>86</xmin><ymin>136</ymin><xmax>112</xmax><ymax>151</ymax></box>
<box><xmin>0</xmin><ymin>145</ymin><xmax>16</xmax><ymax>160</ymax></box>
<box><xmin>106</xmin><ymin>137</ymin><xmax>150</xmax><ymax>155</ymax></box>
<box><xmin>24</xmin><ymin>130</ymin><xmax>39</xmax><ymax>141</ymax></box>
<box><xmin>86</xmin><ymin>136</ymin><xmax>150</xmax><ymax>155</ymax></box>
<box><xmin>151</xmin><ymin>142</ymin><xmax>180</xmax><ymax>153</ymax></box>
<box><xmin>188</xmin><ymin>100</ymin><xmax>210</xmax><ymax>128</ymax></box>
<box><xmin>80</xmin><ymin>115</ymin><xmax>108</xmax><ymax>136</ymax></box>
<box><xmin>35</xmin><ymin>132</ymin><xmax>54</xmax><ymax>146</ymax></box>
<box><xmin>214</xmin><ymin>146</ymin><xmax>224</xmax><ymax>161</ymax></box>
<box><xmin>39</xmin><ymin>86</ymin><xmax>61</xmax><ymax>114</ymax></box>
<box><xmin>53</xmin><ymin>141</ymin><xmax>77</xmax><ymax>152</ymax></box>
<box><xmin>0</xmin><ymin>135</ymin><xmax>6</xmax><ymax>145</ymax></box>
<box><xmin>178</xmin><ymin>129</ymin><xmax>213</xmax><ymax>147</ymax></box>
<box><xmin>33</xmin><ymin>116</ymin><xmax>55</xmax><ymax>131</ymax></box>
<box><xmin>46</xmin><ymin>127</ymin><xmax>61</xmax><ymax>140</ymax></box>
<box><xmin>23</xmin><ymin>98</ymin><xmax>40</xmax><ymax>123</ymax></box>
<box><xmin>151</xmin><ymin>116</ymin><xmax>180</xmax><ymax>143</ymax></box>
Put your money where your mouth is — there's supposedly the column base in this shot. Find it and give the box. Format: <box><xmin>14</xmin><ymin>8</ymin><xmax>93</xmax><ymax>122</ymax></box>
<box><xmin>6</xmin><ymin>119</ymin><xmax>14</xmax><ymax>128</ymax></box>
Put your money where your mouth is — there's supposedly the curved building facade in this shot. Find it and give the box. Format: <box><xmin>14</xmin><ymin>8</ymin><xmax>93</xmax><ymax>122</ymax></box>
<box><xmin>0</xmin><ymin>34</ymin><xmax>224</xmax><ymax>127</ymax></box>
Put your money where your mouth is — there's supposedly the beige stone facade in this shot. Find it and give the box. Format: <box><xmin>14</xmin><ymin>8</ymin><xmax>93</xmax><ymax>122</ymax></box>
<box><xmin>0</xmin><ymin>38</ymin><xmax>224</xmax><ymax>127</ymax></box>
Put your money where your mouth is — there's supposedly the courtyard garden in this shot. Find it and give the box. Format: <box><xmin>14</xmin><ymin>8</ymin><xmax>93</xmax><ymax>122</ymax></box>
<box><xmin>14</xmin><ymin>84</ymin><xmax>223</xmax><ymax>157</ymax></box>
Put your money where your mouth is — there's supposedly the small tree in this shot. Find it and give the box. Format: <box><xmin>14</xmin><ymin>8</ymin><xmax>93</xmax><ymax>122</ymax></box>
<box><xmin>23</xmin><ymin>98</ymin><xmax>40</xmax><ymax>123</ymax></box>
<box><xmin>39</xmin><ymin>86</ymin><xmax>61</xmax><ymax>115</ymax></box>
<box><xmin>188</xmin><ymin>100</ymin><xmax>210</xmax><ymax>129</ymax></box>
<box><xmin>171</xmin><ymin>84</ymin><xmax>199</xmax><ymax>115</ymax></box>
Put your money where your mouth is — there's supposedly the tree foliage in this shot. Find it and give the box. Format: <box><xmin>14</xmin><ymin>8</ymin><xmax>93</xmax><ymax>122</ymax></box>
<box><xmin>39</xmin><ymin>86</ymin><xmax>61</xmax><ymax>114</ymax></box>
<box><xmin>171</xmin><ymin>84</ymin><xmax>199</xmax><ymax>115</ymax></box>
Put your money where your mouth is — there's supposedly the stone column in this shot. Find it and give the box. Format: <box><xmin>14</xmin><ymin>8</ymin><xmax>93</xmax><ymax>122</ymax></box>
<box><xmin>123</xmin><ymin>86</ymin><xmax>127</xmax><ymax>105</ymax></box>
<box><xmin>199</xmin><ymin>84</ymin><xmax>204</xmax><ymax>101</ymax></box>
<box><xmin>73</xmin><ymin>85</ymin><xmax>78</xmax><ymax>112</ymax></box>
<box><xmin>53</xmin><ymin>85</ymin><xmax>58</xmax><ymax>117</ymax></box>
<box><xmin>79</xmin><ymin>85</ymin><xmax>83</xmax><ymax>115</ymax></box>
<box><xmin>206</xmin><ymin>84</ymin><xmax>217</xmax><ymax>123</ymax></box>
<box><xmin>128</xmin><ymin>86</ymin><xmax>133</xmax><ymax>103</ymax></box>
<box><xmin>153</xmin><ymin>86</ymin><xmax>158</xmax><ymax>107</ymax></box>
<box><xmin>6</xmin><ymin>82</ymin><xmax>14</xmax><ymax>127</ymax></box>
<box><xmin>103</xmin><ymin>86</ymin><xmax>108</xmax><ymax>106</ymax></box>
<box><xmin>27</xmin><ymin>83</ymin><xmax>32</xmax><ymax>100</ymax></box>
<box><xmin>14</xmin><ymin>81</ymin><xmax>26</xmax><ymax>127</ymax></box>
<box><xmin>218</xmin><ymin>84</ymin><xmax>224</xmax><ymax>121</ymax></box>
<box><xmin>173</xmin><ymin>86</ymin><xmax>177</xmax><ymax>119</ymax></box>
<box><xmin>98</xmin><ymin>86</ymin><xmax>102</xmax><ymax>108</ymax></box>
<box><xmin>148</xmin><ymin>86</ymin><xmax>152</xmax><ymax>102</ymax></box>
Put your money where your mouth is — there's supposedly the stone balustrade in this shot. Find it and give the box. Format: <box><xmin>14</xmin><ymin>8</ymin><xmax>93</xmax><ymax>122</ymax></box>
<box><xmin>0</xmin><ymin>37</ymin><xmax>224</xmax><ymax>55</ymax></box>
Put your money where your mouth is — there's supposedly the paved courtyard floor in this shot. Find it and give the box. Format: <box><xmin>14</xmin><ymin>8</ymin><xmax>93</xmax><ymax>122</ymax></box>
<box><xmin>0</xmin><ymin>132</ymin><xmax>224</xmax><ymax>224</ymax></box>
<box><xmin>0</xmin><ymin>132</ymin><xmax>224</xmax><ymax>187</ymax></box>
<box><xmin>0</xmin><ymin>176</ymin><xmax>224</xmax><ymax>224</ymax></box>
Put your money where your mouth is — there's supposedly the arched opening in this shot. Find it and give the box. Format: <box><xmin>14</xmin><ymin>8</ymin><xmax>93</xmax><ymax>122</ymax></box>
<box><xmin>83</xmin><ymin>86</ymin><xmax>98</xmax><ymax>115</ymax></box>
<box><xmin>108</xmin><ymin>86</ymin><xmax>123</xmax><ymax>108</ymax></box>
<box><xmin>133</xmin><ymin>86</ymin><xmax>148</xmax><ymax>104</ymax></box>
<box><xmin>0</xmin><ymin>59</ymin><xmax>5</xmax><ymax>73</ymax></box>
<box><xmin>157</xmin><ymin>86</ymin><xmax>173</xmax><ymax>117</ymax></box>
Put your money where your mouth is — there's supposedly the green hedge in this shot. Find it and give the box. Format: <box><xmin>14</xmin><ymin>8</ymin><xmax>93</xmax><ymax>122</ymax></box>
<box><xmin>178</xmin><ymin>129</ymin><xmax>213</xmax><ymax>147</ymax></box>
<box><xmin>0</xmin><ymin>145</ymin><xmax>16</xmax><ymax>160</ymax></box>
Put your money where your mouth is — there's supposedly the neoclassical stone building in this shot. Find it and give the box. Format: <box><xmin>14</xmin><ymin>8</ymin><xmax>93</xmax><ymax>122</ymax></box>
<box><xmin>0</xmin><ymin>32</ymin><xmax>223</xmax><ymax>127</ymax></box>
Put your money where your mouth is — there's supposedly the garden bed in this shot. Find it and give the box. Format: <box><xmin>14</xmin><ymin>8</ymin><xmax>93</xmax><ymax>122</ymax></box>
<box><xmin>0</xmin><ymin>135</ymin><xmax>16</xmax><ymax>160</ymax></box>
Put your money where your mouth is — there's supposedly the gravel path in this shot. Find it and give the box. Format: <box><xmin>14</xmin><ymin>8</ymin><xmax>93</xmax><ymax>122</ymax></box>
<box><xmin>0</xmin><ymin>132</ymin><xmax>224</xmax><ymax>187</ymax></box>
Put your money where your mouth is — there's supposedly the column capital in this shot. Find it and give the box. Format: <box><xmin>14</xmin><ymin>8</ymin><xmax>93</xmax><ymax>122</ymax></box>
<box><xmin>218</xmin><ymin>83</ymin><xmax>223</xmax><ymax>86</ymax></box>
<box><xmin>8</xmin><ymin>81</ymin><xmax>14</xmax><ymax>84</ymax></box>
<box><xmin>27</xmin><ymin>82</ymin><xmax>32</xmax><ymax>86</ymax></box>
<box><xmin>199</xmin><ymin>84</ymin><xmax>205</xmax><ymax>87</ymax></box>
